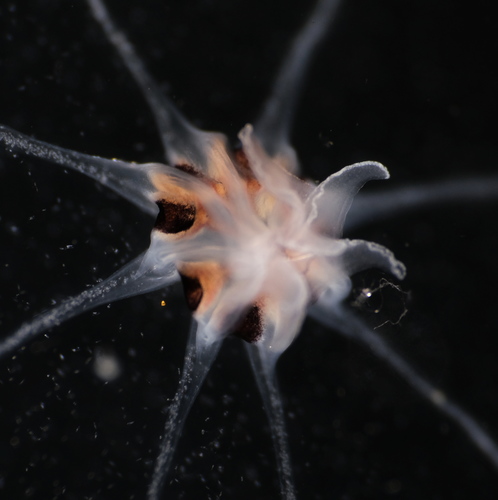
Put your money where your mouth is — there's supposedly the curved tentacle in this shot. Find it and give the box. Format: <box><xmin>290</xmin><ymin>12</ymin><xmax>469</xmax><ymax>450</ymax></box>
<box><xmin>310</xmin><ymin>303</ymin><xmax>498</xmax><ymax>470</ymax></box>
<box><xmin>339</xmin><ymin>238</ymin><xmax>406</xmax><ymax>280</ymax></box>
<box><xmin>306</xmin><ymin>161</ymin><xmax>389</xmax><ymax>237</ymax></box>
<box><xmin>253</xmin><ymin>0</ymin><xmax>343</xmax><ymax>173</ymax></box>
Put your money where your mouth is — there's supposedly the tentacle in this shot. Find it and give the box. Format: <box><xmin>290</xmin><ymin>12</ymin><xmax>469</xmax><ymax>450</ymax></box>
<box><xmin>346</xmin><ymin>175</ymin><xmax>498</xmax><ymax>231</ymax></box>
<box><xmin>246</xmin><ymin>344</ymin><xmax>296</xmax><ymax>500</ymax></box>
<box><xmin>258</xmin><ymin>259</ymin><xmax>310</xmax><ymax>353</ymax></box>
<box><xmin>339</xmin><ymin>238</ymin><xmax>406</xmax><ymax>280</ymax></box>
<box><xmin>306</xmin><ymin>161</ymin><xmax>389</xmax><ymax>237</ymax></box>
<box><xmin>0</xmin><ymin>250</ymin><xmax>179</xmax><ymax>359</ymax></box>
<box><xmin>253</xmin><ymin>0</ymin><xmax>343</xmax><ymax>173</ymax></box>
<box><xmin>147</xmin><ymin>321</ymin><xmax>221</xmax><ymax>500</ymax></box>
<box><xmin>86</xmin><ymin>0</ymin><xmax>217</xmax><ymax>169</ymax></box>
<box><xmin>0</xmin><ymin>125</ymin><xmax>157</xmax><ymax>215</ymax></box>
<box><xmin>310</xmin><ymin>303</ymin><xmax>498</xmax><ymax>471</ymax></box>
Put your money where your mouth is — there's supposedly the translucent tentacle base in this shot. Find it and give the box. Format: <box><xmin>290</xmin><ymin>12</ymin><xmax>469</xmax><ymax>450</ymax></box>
<box><xmin>0</xmin><ymin>125</ymin><xmax>157</xmax><ymax>216</ymax></box>
<box><xmin>87</xmin><ymin>0</ymin><xmax>221</xmax><ymax>170</ymax></box>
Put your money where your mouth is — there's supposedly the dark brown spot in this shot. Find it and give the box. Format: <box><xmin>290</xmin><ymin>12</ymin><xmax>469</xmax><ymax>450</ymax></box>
<box><xmin>175</xmin><ymin>163</ymin><xmax>202</xmax><ymax>177</ymax></box>
<box><xmin>155</xmin><ymin>199</ymin><xmax>196</xmax><ymax>234</ymax></box>
<box><xmin>232</xmin><ymin>305</ymin><xmax>263</xmax><ymax>343</ymax></box>
<box><xmin>179</xmin><ymin>273</ymin><xmax>203</xmax><ymax>311</ymax></box>
<box><xmin>233</xmin><ymin>147</ymin><xmax>251</xmax><ymax>174</ymax></box>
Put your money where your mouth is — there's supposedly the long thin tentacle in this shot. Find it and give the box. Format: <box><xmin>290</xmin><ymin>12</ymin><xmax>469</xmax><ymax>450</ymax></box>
<box><xmin>147</xmin><ymin>322</ymin><xmax>221</xmax><ymax>500</ymax></box>
<box><xmin>254</xmin><ymin>0</ymin><xmax>343</xmax><ymax>172</ymax></box>
<box><xmin>246</xmin><ymin>344</ymin><xmax>296</xmax><ymax>500</ymax></box>
<box><xmin>86</xmin><ymin>0</ymin><xmax>212</xmax><ymax>169</ymax></box>
<box><xmin>310</xmin><ymin>304</ymin><xmax>498</xmax><ymax>470</ymax></box>
<box><xmin>0</xmin><ymin>252</ymin><xmax>179</xmax><ymax>359</ymax></box>
<box><xmin>0</xmin><ymin>125</ymin><xmax>157</xmax><ymax>215</ymax></box>
<box><xmin>346</xmin><ymin>175</ymin><xmax>498</xmax><ymax>231</ymax></box>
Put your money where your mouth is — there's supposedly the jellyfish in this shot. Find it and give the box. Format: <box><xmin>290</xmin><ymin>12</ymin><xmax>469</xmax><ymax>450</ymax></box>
<box><xmin>0</xmin><ymin>0</ymin><xmax>497</xmax><ymax>499</ymax></box>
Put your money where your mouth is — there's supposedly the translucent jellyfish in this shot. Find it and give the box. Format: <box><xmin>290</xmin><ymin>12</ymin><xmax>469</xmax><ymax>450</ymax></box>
<box><xmin>0</xmin><ymin>1</ymin><xmax>497</xmax><ymax>499</ymax></box>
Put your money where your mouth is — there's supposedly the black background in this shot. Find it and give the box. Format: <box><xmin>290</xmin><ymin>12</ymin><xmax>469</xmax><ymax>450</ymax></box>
<box><xmin>1</xmin><ymin>0</ymin><xmax>497</xmax><ymax>499</ymax></box>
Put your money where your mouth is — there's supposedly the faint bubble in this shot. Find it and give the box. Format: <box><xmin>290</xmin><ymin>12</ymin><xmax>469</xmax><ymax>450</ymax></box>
<box><xmin>385</xmin><ymin>478</ymin><xmax>403</xmax><ymax>494</ymax></box>
<box><xmin>93</xmin><ymin>347</ymin><xmax>122</xmax><ymax>382</ymax></box>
